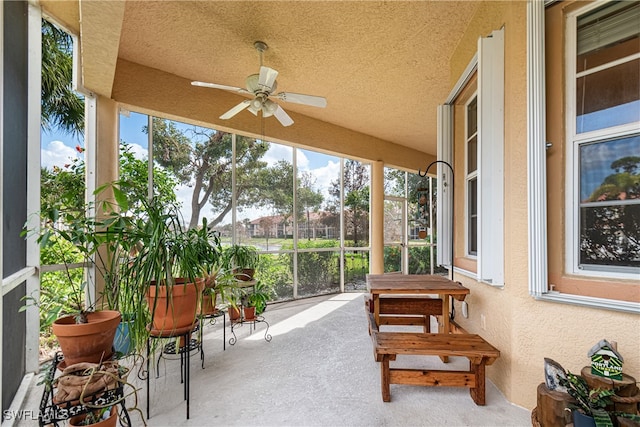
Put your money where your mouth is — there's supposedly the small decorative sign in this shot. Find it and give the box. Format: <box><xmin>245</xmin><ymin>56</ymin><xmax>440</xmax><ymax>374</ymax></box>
<box><xmin>588</xmin><ymin>339</ymin><xmax>623</xmax><ymax>380</ymax></box>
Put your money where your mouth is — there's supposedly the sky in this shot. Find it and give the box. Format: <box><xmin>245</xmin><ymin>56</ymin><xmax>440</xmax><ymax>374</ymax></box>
<box><xmin>41</xmin><ymin>111</ymin><xmax>344</xmax><ymax>225</ymax></box>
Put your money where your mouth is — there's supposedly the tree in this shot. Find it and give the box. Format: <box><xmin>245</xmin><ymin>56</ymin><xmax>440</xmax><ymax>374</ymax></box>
<box><xmin>582</xmin><ymin>155</ymin><xmax>640</xmax><ymax>266</ymax></box>
<box><xmin>40</xmin><ymin>146</ymin><xmax>86</xmax><ymax>216</ymax></box>
<box><xmin>587</xmin><ymin>156</ymin><xmax>640</xmax><ymax>202</ymax></box>
<box><xmin>148</xmin><ymin>118</ymin><xmax>270</xmax><ymax>229</ymax></box>
<box><xmin>41</xmin><ymin>19</ymin><xmax>84</xmax><ymax>136</ymax></box>
<box><xmin>118</xmin><ymin>143</ymin><xmax>178</xmax><ymax>211</ymax></box>
<box><xmin>259</xmin><ymin>162</ymin><xmax>324</xmax><ymax>239</ymax></box>
<box><xmin>328</xmin><ymin>159</ymin><xmax>369</xmax><ymax>246</ymax></box>
<box><xmin>259</xmin><ymin>160</ymin><xmax>294</xmax><ymax>232</ymax></box>
<box><xmin>298</xmin><ymin>172</ymin><xmax>324</xmax><ymax>240</ymax></box>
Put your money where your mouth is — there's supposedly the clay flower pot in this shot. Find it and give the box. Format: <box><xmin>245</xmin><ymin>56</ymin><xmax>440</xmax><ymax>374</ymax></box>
<box><xmin>68</xmin><ymin>405</ymin><xmax>117</xmax><ymax>427</ymax></box>
<box><xmin>228</xmin><ymin>306</ymin><xmax>242</xmax><ymax>323</ymax></box>
<box><xmin>52</xmin><ymin>310</ymin><xmax>121</xmax><ymax>367</ymax></box>
<box><xmin>200</xmin><ymin>293</ymin><xmax>218</xmax><ymax>316</ymax></box>
<box><xmin>243</xmin><ymin>306</ymin><xmax>256</xmax><ymax>321</ymax></box>
<box><xmin>146</xmin><ymin>277</ymin><xmax>203</xmax><ymax>333</ymax></box>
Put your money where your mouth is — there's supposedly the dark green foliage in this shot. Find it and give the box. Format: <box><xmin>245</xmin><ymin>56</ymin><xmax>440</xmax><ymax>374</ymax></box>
<box><xmin>559</xmin><ymin>371</ymin><xmax>614</xmax><ymax>427</ymax></box>
<box><xmin>328</xmin><ymin>160</ymin><xmax>369</xmax><ymax>245</ymax></box>
<box><xmin>41</xmin><ymin>20</ymin><xmax>84</xmax><ymax>136</ymax></box>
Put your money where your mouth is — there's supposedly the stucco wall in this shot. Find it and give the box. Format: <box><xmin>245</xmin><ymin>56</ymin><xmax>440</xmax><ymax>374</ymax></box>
<box><xmin>448</xmin><ymin>1</ymin><xmax>640</xmax><ymax>410</ymax></box>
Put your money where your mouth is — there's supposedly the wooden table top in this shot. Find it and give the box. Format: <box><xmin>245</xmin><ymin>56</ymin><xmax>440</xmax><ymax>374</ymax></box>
<box><xmin>366</xmin><ymin>274</ymin><xmax>469</xmax><ymax>300</ymax></box>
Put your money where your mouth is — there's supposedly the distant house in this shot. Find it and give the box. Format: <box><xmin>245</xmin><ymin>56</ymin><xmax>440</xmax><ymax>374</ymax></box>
<box><xmin>248</xmin><ymin>215</ymin><xmax>288</xmax><ymax>238</ymax></box>
<box><xmin>248</xmin><ymin>212</ymin><xmax>338</xmax><ymax>240</ymax></box>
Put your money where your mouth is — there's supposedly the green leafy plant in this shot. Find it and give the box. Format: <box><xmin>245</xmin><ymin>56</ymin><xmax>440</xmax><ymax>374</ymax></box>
<box><xmin>242</xmin><ymin>281</ymin><xmax>274</xmax><ymax>315</ymax></box>
<box><xmin>559</xmin><ymin>371</ymin><xmax>640</xmax><ymax>427</ymax></box>
<box><xmin>73</xmin><ymin>406</ymin><xmax>113</xmax><ymax>426</ymax></box>
<box><xmin>559</xmin><ymin>371</ymin><xmax>614</xmax><ymax>426</ymax></box>
<box><xmin>224</xmin><ymin>245</ymin><xmax>259</xmax><ymax>270</ymax></box>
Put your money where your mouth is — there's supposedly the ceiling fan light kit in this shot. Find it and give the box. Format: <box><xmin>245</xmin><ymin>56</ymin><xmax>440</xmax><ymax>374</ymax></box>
<box><xmin>191</xmin><ymin>41</ymin><xmax>326</xmax><ymax>127</ymax></box>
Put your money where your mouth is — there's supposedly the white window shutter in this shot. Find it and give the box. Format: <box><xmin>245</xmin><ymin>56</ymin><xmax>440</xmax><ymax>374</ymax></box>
<box><xmin>436</xmin><ymin>104</ymin><xmax>453</xmax><ymax>268</ymax></box>
<box><xmin>478</xmin><ymin>28</ymin><xmax>505</xmax><ymax>286</ymax></box>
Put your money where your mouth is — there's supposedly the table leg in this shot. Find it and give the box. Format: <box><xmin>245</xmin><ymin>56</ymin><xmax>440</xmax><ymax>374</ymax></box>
<box><xmin>381</xmin><ymin>354</ymin><xmax>391</xmax><ymax>402</ymax></box>
<box><xmin>441</xmin><ymin>294</ymin><xmax>450</xmax><ymax>333</ymax></box>
<box><xmin>440</xmin><ymin>294</ymin><xmax>450</xmax><ymax>363</ymax></box>
<box><xmin>373</xmin><ymin>294</ymin><xmax>380</xmax><ymax>327</ymax></box>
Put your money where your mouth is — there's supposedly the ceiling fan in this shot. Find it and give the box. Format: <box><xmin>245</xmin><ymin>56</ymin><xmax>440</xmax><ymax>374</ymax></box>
<box><xmin>191</xmin><ymin>41</ymin><xmax>327</xmax><ymax>127</ymax></box>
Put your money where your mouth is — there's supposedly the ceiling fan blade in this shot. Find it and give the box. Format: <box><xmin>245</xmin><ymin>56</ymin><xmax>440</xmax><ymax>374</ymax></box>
<box><xmin>192</xmin><ymin>81</ymin><xmax>250</xmax><ymax>94</ymax></box>
<box><xmin>273</xmin><ymin>105</ymin><xmax>294</xmax><ymax>127</ymax></box>
<box><xmin>258</xmin><ymin>66</ymin><xmax>278</xmax><ymax>91</ymax></box>
<box><xmin>276</xmin><ymin>92</ymin><xmax>327</xmax><ymax>108</ymax></box>
<box><xmin>220</xmin><ymin>100</ymin><xmax>251</xmax><ymax>120</ymax></box>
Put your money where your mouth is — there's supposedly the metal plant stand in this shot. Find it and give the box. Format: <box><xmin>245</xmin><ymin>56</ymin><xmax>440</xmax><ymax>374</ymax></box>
<box><xmin>199</xmin><ymin>309</ymin><xmax>226</xmax><ymax>351</ymax></box>
<box><xmin>229</xmin><ymin>313</ymin><xmax>272</xmax><ymax>345</ymax></box>
<box><xmin>38</xmin><ymin>353</ymin><xmax>131</xmax><ymax>427</ymax></box>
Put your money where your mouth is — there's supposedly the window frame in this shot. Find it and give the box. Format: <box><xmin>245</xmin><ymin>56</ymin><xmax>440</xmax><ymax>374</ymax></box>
<box><xmin>564</xmin><ymin>1</ymin><xmax>640</xmax><ymax>280</ymax></box>
<box><xmin>465</xmin><ymin>94</ymin><xmax>479</xmax><ymax>258</ymax></box>
<box><xmin>527</xmin><ymin>0</ymin><xmax>639</xmax><ymax>313</ymax></box>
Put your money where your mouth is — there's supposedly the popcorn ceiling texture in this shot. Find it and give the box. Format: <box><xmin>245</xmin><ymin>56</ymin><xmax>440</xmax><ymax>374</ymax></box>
<box><xmin>41</xmin><ymin>0</ymin><xmax>480</xmax><ymax>162</ymax></box>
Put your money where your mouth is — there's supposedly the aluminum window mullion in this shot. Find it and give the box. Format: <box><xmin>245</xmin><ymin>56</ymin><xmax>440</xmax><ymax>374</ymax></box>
<box><xmin>527</xmin><ymin>0</ymin><xmax>549</xmax><ymax>297</ymax></box>
<box><xmin>292</xmin><ymin>149</ymin><xmax>298</xmax><ymax>298</ymax></box>
<box><xmin>575</xmin><ymin>53</ymin><xmax>640</xmax><ymax>78</ymax></box>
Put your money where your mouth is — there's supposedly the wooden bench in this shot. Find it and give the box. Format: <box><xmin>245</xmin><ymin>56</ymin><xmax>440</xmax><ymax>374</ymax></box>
<box><xmin>367</xmin><ymin>312</ymin><xmax>500</xmax><ymax>405</ymax></box>
<box><xmin>365</xmin><ymin>295</ymin><xmax>443</xmax><ymax>333</ymax></box>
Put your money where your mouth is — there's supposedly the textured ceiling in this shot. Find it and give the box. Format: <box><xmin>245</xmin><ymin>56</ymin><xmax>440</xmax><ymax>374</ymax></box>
<box><xmin>45</xmin><ymin>0</ymin><xmax>481</xmax><ymax>158</ymax></box>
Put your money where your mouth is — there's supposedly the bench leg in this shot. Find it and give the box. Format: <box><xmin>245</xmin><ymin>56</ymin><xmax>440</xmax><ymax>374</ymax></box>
<box><xmin>469</xmin><ymin>360</ymin><xmax>486</xmax><ymax>405</ymax></box>
<box><xmin>381</xmin><ymin>355</ymin><xmax>391</xmax><ymax>402</ymax></box>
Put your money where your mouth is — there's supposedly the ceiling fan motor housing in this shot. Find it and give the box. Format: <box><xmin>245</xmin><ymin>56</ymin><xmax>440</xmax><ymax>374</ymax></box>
<box><xmin>246</xmin><ymin>74</ymin><xmax>277</xmax><ymax>95</ymax></box>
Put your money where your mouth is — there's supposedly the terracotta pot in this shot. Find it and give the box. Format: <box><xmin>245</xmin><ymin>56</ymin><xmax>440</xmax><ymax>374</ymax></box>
<box><xmin>68</xmin><ymin>405</ymin><xmax>117</xmax><ymax>427</ymax></box>
<box><xmin>52</xmin><ymin>311</ymin><xmax>121</xmax><ymax>367</ymax></box>
<box><xmin>146</xmin><ymin>277</ymin><xmax>203</xmax><ymax>333</ymax></box>
<box><xmin>234</xmin><ymin>268</ymin><xmax>255</xmax><ymax>281</ymax></box>
<box><xmin>243</xmin><ymin>306</ymin><xmax>256</xmax><ymax>321</ymax></box>
<box><xmin>200</xmin><ymin>293</ymin><xmax>218</xmax><ymax>316</ymax></box>
<box><xmin>228</xmin><ymin>306</ymin><xmax>242</xmax><ymax>323</ymax></box>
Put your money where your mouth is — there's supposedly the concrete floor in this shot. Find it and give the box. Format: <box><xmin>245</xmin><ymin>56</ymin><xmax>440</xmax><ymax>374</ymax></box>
<box><xmin>20</xmin><ymin>293</ymin><xmax>531</xmax><ymax>426</ymax></box>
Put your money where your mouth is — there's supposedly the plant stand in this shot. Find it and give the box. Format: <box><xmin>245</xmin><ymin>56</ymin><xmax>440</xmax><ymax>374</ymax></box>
<box><xmin>146</xmin><ymin>323</ymin><xmax>200</xmax><ymax>420</ymax></box>
<box><xmin>199</xmin><ymin>309</ymin><xmax>227</xmax><ymax>351</ymax></box>
<box><xmin>227</xmin><ymin>280</ymin><xmax>272</xmax><ymax>345</ymax></box>
<box><xmin>228</xmin><ymin>312</ymin><xmax>272</xmax><ymax>345</ymax></box>
<box><xmin>38</xmin><ymin>353</ymin><xmax>131</xmax><ymax>427</ymax></box>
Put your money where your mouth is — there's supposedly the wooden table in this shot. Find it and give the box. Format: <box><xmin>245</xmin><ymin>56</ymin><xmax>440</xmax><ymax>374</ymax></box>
<box><xmin>366</xmin><ymin>274</ymin><xmax>470</xmax><ymax>335</ymax></box>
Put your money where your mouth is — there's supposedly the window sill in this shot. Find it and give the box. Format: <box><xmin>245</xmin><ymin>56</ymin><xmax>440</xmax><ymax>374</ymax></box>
<box><xmin>534</xmin><ymin>291</ymin><xmax>640</xmax><ymax>314</ymax></box>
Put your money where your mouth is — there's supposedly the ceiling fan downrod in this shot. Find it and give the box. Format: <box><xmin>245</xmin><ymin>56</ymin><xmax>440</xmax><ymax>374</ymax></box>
<box><xmin>254</xmin><ymin>41</ymin><xmax>268</xmax><ymax>67</ymax></box>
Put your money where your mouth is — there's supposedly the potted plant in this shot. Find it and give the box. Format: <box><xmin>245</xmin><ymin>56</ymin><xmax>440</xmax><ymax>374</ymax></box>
<box><xmin>224</xmin><ymin>245</ymin><xmax>259</xmax><ymax>281</ymax></box>
<box><xmin>200</xmin><ymin>267</ymin><xmax>237</xmax><ymax>317</ymax></box>
<box><xmin>123</xmin><ymin>198</ymin><xmax>206</xmax><ymax>336</ymax></box>
<box><xmin>559</xmin><ymin>371</ymin><xmax>640</xmax><ymax>427</ymax></box>
<box><xmin>23</xmin><ymin>202</ymin><xmax>122</xmax><ymax>367</ymax></box>
<box><xmin>68</xmin><ymin>406</ymin><xmax>117</xmax><ymax>427</ymax></box>
<box><xmin>225</xmin><ymin>288</ymin><xmax>243</xmax><ymax>323</ymax></box>
<box><xmin>241</xmin><ymin>281</ymin><xmax>273</xmax><ymax>320</ymax></box>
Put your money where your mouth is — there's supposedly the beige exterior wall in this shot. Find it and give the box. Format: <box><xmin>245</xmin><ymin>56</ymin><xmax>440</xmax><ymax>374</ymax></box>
<box><xmin>447</xmin><ymin>1</ymin><xmax>639</xmax><ymax>410</ymax></box>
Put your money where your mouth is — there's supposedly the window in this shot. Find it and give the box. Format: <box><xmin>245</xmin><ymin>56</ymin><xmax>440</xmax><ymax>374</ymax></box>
<box><xmin>567</xmin><ymin>1</ymin><xmax>640</xmax><ymax>277</ymax></box>
<box><xmin>439</xmin><ymin>26</ymin><xmax>504</xmax><ymax>285</ymax></box>
<box><xmin>466</xmin><ymin>96</ymin><xmax>478</xmax><ymax>256</ymax></box>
